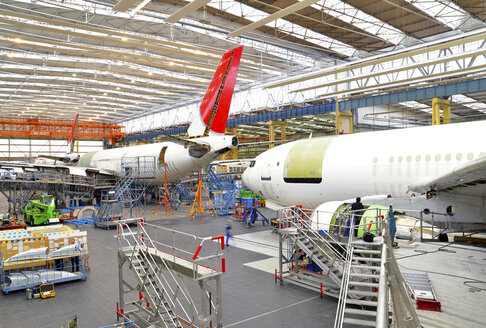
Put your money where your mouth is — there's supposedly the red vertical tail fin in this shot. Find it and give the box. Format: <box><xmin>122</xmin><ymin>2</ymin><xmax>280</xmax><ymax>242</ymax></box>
<box><xmin>67</xmin><ymin>113</ymin><xmax>79</xmax><ymax>153</ymax></box>
<box><xmin>187</xmin><ymin>46</ymin><xmax>243</xmax><ymax>137</ymax></box>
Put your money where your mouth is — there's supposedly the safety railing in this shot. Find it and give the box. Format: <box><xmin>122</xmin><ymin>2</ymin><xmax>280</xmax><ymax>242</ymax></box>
<box><xmin>334</xmin><ymin>219</ymin><xmax>355</xmax><ymax>328</ymax></box>
<box><xmin>141</xmin><ymin>221</ymin><xmax>225</xmax><ymax>280</ymax></box>
<box><xmin>380</xmin><ymin>219</ymin><xmax>421</xmax><ymax>328</ymax></box>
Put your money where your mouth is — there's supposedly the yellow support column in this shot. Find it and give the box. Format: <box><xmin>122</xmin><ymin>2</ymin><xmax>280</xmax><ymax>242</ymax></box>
<box><xmin>432</xmin><ymin>98</ymin><xmax>451</xmax><ymax>125</ymax></box>
<box><xmin>269</xmin><ymin>121</ymin><xmax>276</xmax><ymax>148</ymax></box>
<box><xmin>339</xmin><ymin>111</ymin><xmax>354</xmax><ymax>134</ymax></box>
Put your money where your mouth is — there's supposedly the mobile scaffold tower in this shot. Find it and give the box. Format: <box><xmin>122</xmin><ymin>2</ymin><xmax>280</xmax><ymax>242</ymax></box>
<box><xmin>276</xmin><ymin>206</ymin><xmax>421</xmax><ymax>328</ymax></box>
<box><xmin>95</xmin><ymin>156</ymin><xmax>156</xmax><ymax>229</ymax></box>
<box><xmin>115</xmin><ymin>218</ymin><xmax>225</xmax><ymax>328</ymax></box>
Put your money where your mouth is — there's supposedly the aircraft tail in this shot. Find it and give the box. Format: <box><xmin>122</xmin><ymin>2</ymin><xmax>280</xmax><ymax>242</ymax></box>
<box><xmin>67</xmin><ymin>113</ymin><xmax>79</xmax><ymax>153</ymax></box>
<box><xmin>186</xmin><ymin>46</ymin><xmax>243</xmax><ymax>138</ymax></box>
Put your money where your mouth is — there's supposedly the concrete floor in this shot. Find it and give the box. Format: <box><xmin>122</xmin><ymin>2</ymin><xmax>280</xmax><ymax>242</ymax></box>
<box><xmin>1</xmin><ymin>199</ymin><xmax>485</xmax><ymax>328</ymax></box>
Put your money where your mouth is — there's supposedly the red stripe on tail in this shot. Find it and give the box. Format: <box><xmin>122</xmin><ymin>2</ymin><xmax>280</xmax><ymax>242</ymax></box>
<box><xmin>199</xmin><ymin>46</ymin><xmax>243</xmax><ymax>134</ymax></box>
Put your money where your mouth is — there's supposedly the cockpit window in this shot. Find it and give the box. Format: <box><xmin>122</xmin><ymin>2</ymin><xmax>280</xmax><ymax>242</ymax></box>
<box><xmin>249</xmin><ymin>160</ymin><xmax>256</xmax><ymax>167</ymax></box>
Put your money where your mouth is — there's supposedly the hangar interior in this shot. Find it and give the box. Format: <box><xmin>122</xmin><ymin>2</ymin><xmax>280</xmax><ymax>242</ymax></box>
<box><xmin>0</xmin><ymin>1</ymin><xmax>485</xmax><ymax>328</ymax></box>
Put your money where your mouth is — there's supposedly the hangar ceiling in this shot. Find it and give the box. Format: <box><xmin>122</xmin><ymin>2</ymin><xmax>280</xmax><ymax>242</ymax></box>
<box><xmin>0</xmin><ymin>0</ymin><xmax>485</xmax><ymax>138</ymax></box>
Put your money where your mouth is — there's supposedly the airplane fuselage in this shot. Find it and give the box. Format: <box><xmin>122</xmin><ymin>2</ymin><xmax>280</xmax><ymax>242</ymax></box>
<box><xmin>79</xmin><ymin>135</ymin><xmax>237</xmax><ymax>184</ymax></box>
<box><xmin>242</xmin><ymin>121</ymin><xmax>486</xmax><ymax>223</ymax></box>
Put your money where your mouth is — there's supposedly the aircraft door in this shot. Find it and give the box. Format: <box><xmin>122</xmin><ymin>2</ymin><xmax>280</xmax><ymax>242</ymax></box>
<box><xmin>261</xmin><ymin>158</ymin><xmax>275</xmax><ymax>198</ymax></box>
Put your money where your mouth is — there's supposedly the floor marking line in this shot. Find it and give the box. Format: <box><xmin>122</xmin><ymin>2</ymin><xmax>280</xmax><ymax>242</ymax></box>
<box><xmin>225</xmin><ymin>296</ymin><xmax>320</xmax><ymax>327</ymax></box>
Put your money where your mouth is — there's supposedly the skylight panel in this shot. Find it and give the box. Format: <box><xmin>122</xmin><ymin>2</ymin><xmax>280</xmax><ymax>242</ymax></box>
<box><xmin>310</xmin><ymin>0</ymin><xmax>407</xmax><ymax>45</ymax></box>
<box><xmin>208</xmin><ymin>1</ymin><xmax>357</xmax><ymax>57</ymax></box>
<box><xmin>404</xmin><ymin>0</ymin><xmax>470</xmax><ymax>29</ymax></box>
<box><xmin>453</xmin><ymin>94</ymin><xmax>486</xmax><ymax>113</ymax></box>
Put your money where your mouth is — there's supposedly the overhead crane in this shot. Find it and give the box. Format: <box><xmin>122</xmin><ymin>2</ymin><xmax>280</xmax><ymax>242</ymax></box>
<box><xmin>0</xmin><ymin>117</ymin><xmax>125</xmax><ymax>145</ymax></box>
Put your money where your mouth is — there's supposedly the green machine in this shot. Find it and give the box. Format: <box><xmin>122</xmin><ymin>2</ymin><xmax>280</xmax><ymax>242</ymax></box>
<box><xmin>23</xmin><ymin>195</ymin><xmax>60</xmax><ymax>225</ymax></box>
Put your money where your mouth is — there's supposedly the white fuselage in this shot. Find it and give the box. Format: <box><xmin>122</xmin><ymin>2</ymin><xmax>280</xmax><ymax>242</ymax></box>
<box><xmin>79</xmin><ymin>135</ymin><xmax>237</xmax><ymax>184</ymax></box>
<box><xmin>242</xmin><ymin>121</ymin><xmax>486</xmax><ymax>223</ymax></box>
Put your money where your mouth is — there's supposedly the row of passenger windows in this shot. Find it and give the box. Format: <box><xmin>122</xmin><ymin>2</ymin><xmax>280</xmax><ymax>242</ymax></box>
<box><xmin>372</xmin><ymin>152</ymin><xmax>486</xmax><ymax>164</ymax></box>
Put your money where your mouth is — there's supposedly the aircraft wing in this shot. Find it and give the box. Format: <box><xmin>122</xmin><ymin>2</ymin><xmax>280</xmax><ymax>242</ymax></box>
<box><xmin>408</xmin><ymin>156</ymin><xmax>486</xmax><ymax>197</ymax></box>
<box><xmin>0</xmin><ymin>161</ymin><xmax>115</xmax><ymax>177</ymax></box>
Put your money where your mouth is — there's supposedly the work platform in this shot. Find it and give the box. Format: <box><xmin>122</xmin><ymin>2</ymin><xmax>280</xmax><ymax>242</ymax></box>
<box><xmin>116</xmin><ymin>218</ymin><xmax>225</xmax><ymax>328</ymax></box>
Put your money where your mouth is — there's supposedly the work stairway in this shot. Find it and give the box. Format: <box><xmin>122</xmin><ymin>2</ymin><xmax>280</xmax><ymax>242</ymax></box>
<box><xmin>171</xmin><ymin>180</ymin><xmax>194</xmax><ymax>204</ymax></box>
<box><xmin>335</xmin><ymin>243</ymin><xmax>385</xmax><ymax>328</ymax></box>
<box><xmin>116</xmin><ymin>218</ymin><xmax>225</xmax><ymax>328</ymax></box>
<box><xmin>277</xmin><ymin>206</ymin><xmax>422</xmax><ymax>328</ymax></box>
<box><xmin>95</xmin><ymin>156</ymin><xmax>156</xmax><ymax>228</ymax></box>
<box><xmin>121</xmin><ymin>246</ymin><xmax>182</xmax><ymax>328</ymax></box>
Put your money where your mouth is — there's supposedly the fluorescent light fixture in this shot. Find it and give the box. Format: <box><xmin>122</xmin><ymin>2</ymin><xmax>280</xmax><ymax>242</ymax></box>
<box><xmin>131</xmin><ymin>0</ymin><xmax>151</xmax><ymax>15</ymax></box>
<box><xmin>121</xmin><ymin>36</ymin><xmax>128</xmax><ymax>41</ymax></box>
<box><xmin>13</xmin><ymin>37</ymin><xmax>23</xmax><ymax>43</ymax></box>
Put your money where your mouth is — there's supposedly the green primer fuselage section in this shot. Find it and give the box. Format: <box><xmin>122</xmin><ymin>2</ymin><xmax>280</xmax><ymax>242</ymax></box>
<box><xmin>78</xmin><ymin>151</ymin><xmax>98</xmax><ymax>167</ymax></box>
<box><xmin>284</xmin><ymin>137</ymin><xmax>334</xmax><ymax>183</ymax></box>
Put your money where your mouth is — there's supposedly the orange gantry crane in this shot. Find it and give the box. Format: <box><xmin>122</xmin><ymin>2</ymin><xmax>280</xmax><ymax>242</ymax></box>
<box><xmin>0</xmin><ymin>117</ymin><xmax>125</xmax><ymax>144</ymax></box>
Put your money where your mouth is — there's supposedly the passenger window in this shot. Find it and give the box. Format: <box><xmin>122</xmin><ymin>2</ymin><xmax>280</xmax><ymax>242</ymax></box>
<box><xmin>445</xmin><ymin>154</ymin><xmax>451</xmax><ymax>161</ymax></box>
<box><xmin>415</xmin><ymin>155</ymin><xmax>421</xmax><ymax>162</ymax></box>
<box><xmin>425</xmin><ymin>155</ymin><xmax>431</xmax><ymax>162</ymax></box>
<box><xmin>435</xmin><ymin>154</ymin><xmax>441</xmax><ymax>161</ymax></box>
<box><xmin>467</xmin><ymin>153</ymin><xmax>474</xmax><ymax>160</ymax></box>
<box><xmin>456</xmin><ymin>153</ymin><xmax>462</xmax><ymax>161</ymax></box>
<box><xmin>406</xmin><ymin>155</ymin><xmax>412</xmax><ymax>162</ymax></box>
<box><xmin>398</xmin><ymin>156</ymin><xmax>403</xmax><ymax>163</ymax></box>
<box><xmin>389</xmin><ymin>156</ymin><xmax>394</xmax><ymax>163</ymax></box>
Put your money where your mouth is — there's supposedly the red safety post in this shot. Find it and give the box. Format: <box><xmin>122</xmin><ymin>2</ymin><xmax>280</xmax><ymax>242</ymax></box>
<box><xmin>222</xmin><ymin>258</ymin><xmax>226</xmax><ymax>273</ymax></box>
<box><xmin>367</xmin><ymin>220</ymin><xmax>374</xmax><ymax>230</ymax></box>
<box><xmin>140</xmin><ymin>218</ymin><xmax>144</xmax><ymax>246</ymax></box>
<box><xmin>296</xmin><ymin>204</ymin><xmax>304</xmax><ymax>226</ymax></box>
<box><xmin>192</xmin><ymin>245</ymin><xmax>202</xmax><ymax>260</ymax></box>
<box><xmin>320</xmin><ymin>283</ymin><xmax>323</xmax><ymax>299</ymax></box>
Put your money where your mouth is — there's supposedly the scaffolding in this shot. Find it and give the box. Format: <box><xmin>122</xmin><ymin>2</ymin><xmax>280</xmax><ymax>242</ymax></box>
<box><xmin>115</xmin><ymin>218</ymin><xmax>225</xmax><ymax>328</ymax></box>
<box><xmin>95</xmin><ymin>156</ymin><xmax>156</xmax><ymax>229</ymax></box>
<box><xmin>204</xmin><ymin>166</ymin><xmax>242</xmax><ymax>216</ymax></box>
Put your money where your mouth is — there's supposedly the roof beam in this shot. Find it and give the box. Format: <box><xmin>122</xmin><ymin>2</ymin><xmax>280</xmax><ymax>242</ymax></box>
<box><xmin>112</xmin><ymin>0</ymin><xmax>140</xmax><ymax>12</ymax></box>
<box><xmin>165</xmin><ymin>0</ymin><xmax>212</xmax><ymax>24</ymax></box>
<box><xmin>228</xmin><ymin>0</ymin><xmax>322</xmax><ymax>38</ymax></box>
